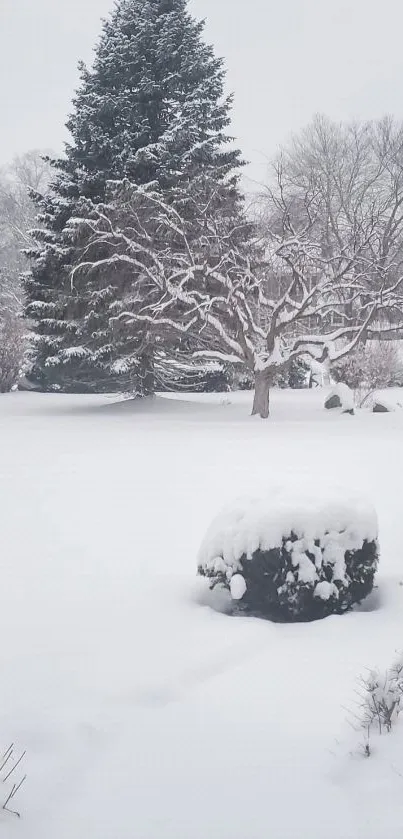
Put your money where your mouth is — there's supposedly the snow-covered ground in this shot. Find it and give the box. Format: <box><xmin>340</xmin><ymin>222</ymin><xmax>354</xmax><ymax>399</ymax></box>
<box><xmin>0</xmin><ymin>388</ymin><xmax>403</xmax><ymax>838</ymax></box>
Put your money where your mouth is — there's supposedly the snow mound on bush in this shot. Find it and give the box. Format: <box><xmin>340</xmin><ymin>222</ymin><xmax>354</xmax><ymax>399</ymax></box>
<box><xmin>230</xmin><ymin>574</ymin><xmax>247</xmax><ymax>600</ymax></box>
<box><xmin>198</xmin><ymin>487</ymin><xmax>378</xmax><ymax>583</ymax></box>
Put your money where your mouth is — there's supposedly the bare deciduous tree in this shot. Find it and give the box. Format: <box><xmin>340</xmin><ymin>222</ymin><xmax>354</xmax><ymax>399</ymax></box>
<box><xmin>0</xmin><ymin>151</ymin><xmax>51</xmax><ymax>390</ymax></box>
<box><xmin>70</xmin><ymin>157</ymin><xmax>403</xmax><ymax>416</ymax></box>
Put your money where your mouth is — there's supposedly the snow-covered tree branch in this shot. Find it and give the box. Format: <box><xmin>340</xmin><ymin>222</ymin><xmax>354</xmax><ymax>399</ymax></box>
<box><xmin>70</xmin><ymin>152</ymin><xmax>403</xmax><ymax>416</ymax></box>
<box><xmin>24</xmin><ymin>0</ymin><xmax>244</xmax><ymax>394</ymax></box>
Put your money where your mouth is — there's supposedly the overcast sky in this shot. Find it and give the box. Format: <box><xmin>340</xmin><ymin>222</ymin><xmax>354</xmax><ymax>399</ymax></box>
<box><xmin>1</xmin><ymin>0</ymin><xmax>403</xmax><ymax>186</ymax></box>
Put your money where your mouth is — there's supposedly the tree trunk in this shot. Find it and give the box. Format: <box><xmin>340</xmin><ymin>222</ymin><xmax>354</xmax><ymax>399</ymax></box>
<box><xmin>143</xmin><ymin>364</ymin><xmax>155</xmax><ymax>396</ymax></box>
<box><xmin>251</xmin><ymin>371</ymin><xmax>271</xmax><ymax>418</ymax></box>
<box><xmin>140</xmin><ymin>351</ymin><xmax>155</xmax><ymax>396</ymax></box>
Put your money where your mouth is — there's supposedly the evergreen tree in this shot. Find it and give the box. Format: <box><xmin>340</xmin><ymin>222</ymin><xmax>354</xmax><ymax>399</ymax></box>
<box><xmin>25</xmin><ymin>0</ymin><xmax>244</xmax><ymax>392</ymax></box>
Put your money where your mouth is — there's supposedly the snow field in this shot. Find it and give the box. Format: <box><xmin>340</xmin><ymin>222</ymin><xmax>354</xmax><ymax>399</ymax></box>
<box><xmin>0</xmin><ymin>389</ymin><xmax>402</xmax><ymax>838</ymax></box>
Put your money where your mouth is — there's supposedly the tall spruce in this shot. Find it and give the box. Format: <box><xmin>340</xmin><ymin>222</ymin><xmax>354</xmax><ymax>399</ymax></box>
<box><xmin>25</xmin><ymin>0</ymin><xmax>244</xmax><ymax>392</ymax></box>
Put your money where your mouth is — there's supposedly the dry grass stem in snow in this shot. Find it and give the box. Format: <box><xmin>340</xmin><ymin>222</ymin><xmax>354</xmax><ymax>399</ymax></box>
<box><xmin>0</xmin><ymin>744</ymin><xmax>27</xmax><ymax>818</ymax></box>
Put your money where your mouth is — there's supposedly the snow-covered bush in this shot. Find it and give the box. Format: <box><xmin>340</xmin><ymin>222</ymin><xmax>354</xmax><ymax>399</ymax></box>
<box><xmin>231</xmin><ymin>358</ymin><xmax>310</xmax><ymax>393</ymax></box>
<box><xmin>354</xmin><ymin>341</ymin><xmax>403</xmax><ymax>407</ymax></box>
<box><xmin>332</xmin><ymin>341</ymin><xmax>403</xmax><ymax>393</ymax></box>
<box><xmin>0</xmin><ymin>744</ymin><xmax>27</xmax><ymax>817</ymax></box>
<box><xmin>366</xmin><ymin>341</ymin><xmax>403</xmax><ymax>387</ymax></box>
<box><xmin>353</xmin><ymin>656</ymin><xmax>403</xmax><ymax>756</ymax></box>
<box><xmin>198</xmin><ymin>489</ymin><xmax>379</xmax><ymax>622</ymax></box>
<box><xmin>275</xmin><ymin>358</ymin><xmax>310</xmax><ymax>389</ymax></box>
<box><xmin>331</xmin><ymin>352</ymin><xmax>366</xmax><ymax>390</ymax></box>
<box><xmin>360</xmin><ymin>658</ymin><xmax>403</xmax><ymax>737</ymax></box>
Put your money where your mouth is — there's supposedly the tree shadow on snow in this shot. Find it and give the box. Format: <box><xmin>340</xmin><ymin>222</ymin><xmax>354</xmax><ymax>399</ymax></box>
<box><xmin>38</xmin><ymin>394</ymin><xmax>246</xmax><ymax>422</ymax></box>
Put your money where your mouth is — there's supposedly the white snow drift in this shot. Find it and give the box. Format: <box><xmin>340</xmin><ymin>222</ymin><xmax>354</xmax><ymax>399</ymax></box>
<box><xmin>0</xmin><ymin>388</ymin><xmax>401</xmax><ymax>839</ymax></box>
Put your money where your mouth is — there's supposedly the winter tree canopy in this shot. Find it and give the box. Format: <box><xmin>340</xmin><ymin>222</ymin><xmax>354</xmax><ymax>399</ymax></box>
<box><xmin>25</xmin><ymin>0</ymin><xmax>244</xmax><ymax>393</ymax></box>
<box><xmin>69</xmin><ymin>125</ymin><xmax>403</xmax><ymax>417</ymax></box>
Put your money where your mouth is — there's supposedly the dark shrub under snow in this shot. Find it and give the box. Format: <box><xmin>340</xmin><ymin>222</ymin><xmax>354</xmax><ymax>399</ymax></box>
<box><xmin>198</xmin><ymin>490</ymin><xmax>379</xmax><ymax>622</ymax></box>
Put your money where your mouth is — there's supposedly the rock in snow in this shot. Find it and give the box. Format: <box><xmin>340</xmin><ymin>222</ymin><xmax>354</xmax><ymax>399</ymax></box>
<box><xmin>372</xmin><ymin>399</ymin><xmax>394</xmax><ymax>413</ymax></box>
<box><xmin>325</xmin><ymin>383</ymin><xmax>354</xmax><ymax>413</ymax></box>
<box><xmin>325</xmin><ymin>393</ymin><xmax>342</xmax><ymax>409</ymax></box>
